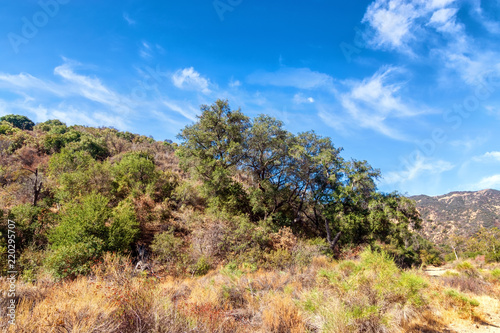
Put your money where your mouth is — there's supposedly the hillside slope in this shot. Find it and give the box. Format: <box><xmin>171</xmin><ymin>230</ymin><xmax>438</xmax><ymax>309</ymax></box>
<box><xmin>411</xmin><ymin>189</ymin><xmax>500</xmax><ymax>243</ymax></box>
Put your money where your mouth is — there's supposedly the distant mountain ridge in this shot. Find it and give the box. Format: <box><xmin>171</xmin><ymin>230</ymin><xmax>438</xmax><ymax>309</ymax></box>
<box><xmin>410</xmin><ymin>189</ymin><xmax>500</xmax><ymax>243</ymax></box>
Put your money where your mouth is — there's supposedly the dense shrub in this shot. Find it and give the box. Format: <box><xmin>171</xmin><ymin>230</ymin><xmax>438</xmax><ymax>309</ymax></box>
<box><xmin>0</xmin><ymin>121</ymin><xmax>19</xmax><ymax>135</ymax></box>
<box><xmin>0</xmin><ymin>114</ymin><xmax>34</xmax><ymax>130</ymax></box>
<box><xmin>112</xmin><ymin>151</ymin><xmax>157</xmax><ymax>198</ymax></box>
<box><xmin>47</xmin><ymin>193</ymin><xmax>139</xmax><ymax>278</ymax></box>
<box><xmin>108</xmin><ymin>200</ymin><xmax>140</xmax><ymax>252</ymax></box>
<box><xmin>45</xmin><ymin>239</ymin><xmax>104</xmax><ymax>279</ymax></box>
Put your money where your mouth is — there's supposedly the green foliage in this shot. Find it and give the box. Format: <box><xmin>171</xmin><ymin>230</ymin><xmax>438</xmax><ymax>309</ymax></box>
<box><xmin>50</xmin><ymin>151</ymin><xmax>113</xmax><ymax>202</ymax></box>
<box><xmin>176</xmin><ymin>100</ymin><xmax>423</xmax><ymax>265</ymax></box>
<box><xmin>19</xmin><ymin>246</ymin><xmax>45</xmax><ymax>282</ymax></box>
<box><xmin>190</xmin><ymin>256</ymin><xmax>211</xmax><ymax>276</ymax></box>
<box><xmin>177</xmin><ymin>99</ymin><xmax>250</xmax><ymax>211</ymax></box>
<box><xmin>112</xmin><ymin>151</ymin><xmax>157</xmax><ymax>196</ymax></box>
<box><xmin>47</xmin><ymin>193</ymin><xmax>139</xmax><ymax>278</ymax></box>
<box><xmin>8</xmin><ymin>204</ymin><xmax>49</xmax><ymax>249</ymax></box>
<box><xmin>0</xmin><ymin>101</ymin><xmax>435</xmax><ymax>281</ymax></box>
<box><xmin>0</xmin><ymin>120</ymin><xmax>19</xmax><ymax>135</ymax></box>
<box><xmin>151</xmin><ymin>230</ymin><xmax>184</xmax><ymax>264</ymax></box>
<box><xmin>36</xmin><ymin>119</ymin><xmax>67</xmax><ymax>134</ymax></box>
<box><xmin>5</xmin><ymin>131</ymin><xmax>32</xmax><ymax>154</ymax></box>
<box><xmin>444</xmin><ymin>228</ymin><xmax>500</xmax><ymax>263</ymax></box>
<box><xmin>49</xmin><ymin>148</ymin><xmax>93</xmax><ymax>175</ymax></box>
<box><xmin>49</xmin><ymin>193</ymin><xmax>111</xmax><ymax>248</ymax></box>
<box><xmin>454</xmin><ymin>261</ymin><xmax>479</xmax><ymax>277</ymax></box>
<box><xmin>313</xmin><ymin>249</ymin><xmax>428</xmax><ymax>331</ymax></box>
<box><xmin>445</xmin><ymin>288</ymin><xmax>480</xmax><ymax>317</ymax></box>
<box><xmin>0</xmin><ymin>114</ymin><xmax>35</xmax><ymax>130</ymax></box>
<box><xmin>42</xmin><ymin>129</ymin><xmax>81</xmax><ymax>153</ymax></box>
<box><xmin>490</xmin><ymin>268</ymin><xmax>500</xmax><ymax>282</ymax></box>
<box><xmin>108</xmin><ymin>200</ymin><xmax>139</xmax><ymax>252</ymax></box>
<box><xmin>67</xmin><ymin>134</ymin><xmax>109</xmax><ymax>160</ymax></box>
<box><xmin>45</xmin><ymin>240</ymin><xmax>103</xmax><ymax>279</ymax></box>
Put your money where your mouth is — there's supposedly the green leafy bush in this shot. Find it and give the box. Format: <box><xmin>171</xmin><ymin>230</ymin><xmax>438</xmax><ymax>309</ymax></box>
<box><xmin>112</xmin><ymin>152</ymin><xmax>157</xmax><ymax>198</ymax></box>
<box><xmin>49</xmin><ymin>193</ymin><xmax>111</xmax><ymax>247</ymax></box>
<box><xmin>0</xmin><ymin>121</ymin><xmax>19</xmax><ymax>135</ymax></box>
<box><xmin>108</xmin><ymin>200</ymin><xmax>139</xmax><ymax>252</ymax></box>
<box><xmin>36</xmin><ymin>119</ymin><xmax>67</xmax><ymax>134</ymax></box>
<box><xmin>0</xmin><ymin>114</ymin><xmax>34</xmax><ymax>130</ymax></box>
<box><xmin>47</xmin><ymin>193</ymin><xmax>139</xmax><ymax>278</ymax></box>
<box><xmin>45</xmin><ymin>239</ymin><xmax>104</xmax><ymax>279</ymax></box>
<box><xmin>8</xmin><ymin>204</ymin><xmax>43</xmax><ymax>249</ymax></box>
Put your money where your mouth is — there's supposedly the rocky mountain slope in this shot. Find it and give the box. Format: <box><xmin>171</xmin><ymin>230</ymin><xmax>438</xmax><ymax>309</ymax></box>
<box><xmin>410</xmin><ymin>189</ymin><xmax>500</xmax><ymax>243</ymax></box>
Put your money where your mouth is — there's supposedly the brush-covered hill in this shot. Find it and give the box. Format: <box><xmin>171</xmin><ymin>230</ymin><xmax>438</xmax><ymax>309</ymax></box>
<box><xmin>0</xmin><ymin>101</ymin><xmax>438</xmax><ymax>280</ymax></box>
<box><xmin>411</xmin><ymin>189</ymin><xmax>500</xmax><ymax>243</ymax></box>
<box><xmin>3</xmin><ymin>107</ymin><xmax>500</xmax><ymax>332</ymax></box>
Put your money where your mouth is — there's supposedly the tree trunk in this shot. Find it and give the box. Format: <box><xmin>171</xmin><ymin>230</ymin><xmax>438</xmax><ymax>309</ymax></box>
<box><xmin>32</xmin><ymin>168</ymin><xmax>43</xmax><ymax>207</ymax></box>
<box><xmin>324</xmin><ymin>219</ymin><xmax>342</xmax><ymax>251</ymax></box>
<box><xmin>452</xmin><ymin>246</ymin><xmax>459</xmax><ymax>261</ymax></box>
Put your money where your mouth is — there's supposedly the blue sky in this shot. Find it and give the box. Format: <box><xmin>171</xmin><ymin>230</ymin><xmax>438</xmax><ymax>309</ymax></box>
<box><xmin>1</xmin><ymin>0</ymin><xmax>500</xmax><ymax>196</ymax></box>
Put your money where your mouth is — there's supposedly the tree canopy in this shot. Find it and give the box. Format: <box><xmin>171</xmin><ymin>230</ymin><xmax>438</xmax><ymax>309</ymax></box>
<box><xmin>177</xmin><ymin>100</ymin><xmax>423</xmax><ymax>258</ymax></box>
<box><xmin>0</xmin><ymin>114</ymin><xmax>35</xmax><ymax>130</ymax></box>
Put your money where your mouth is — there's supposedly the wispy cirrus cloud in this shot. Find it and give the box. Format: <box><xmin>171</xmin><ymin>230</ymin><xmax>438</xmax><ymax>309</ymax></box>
<box><xmin>0</xmin><ymin>72</ymin><xmax>64</xmax><ymax>96</ymax></box>
<box><xmin>139</xmin><ymin>41</ymin><xmax>153</xmax><ymax>59</ymax></box>
<box><xmin>362</xmin><ymin>0</ymin><xmax>500</xmax><ymax>85</ymax></box>
<box><xmin>123</xmin><ymin>12</ymin><xmax>136</xmax><ymax>26</ymax></box>
<box><xmin>449</xmin><ymin>135</ymin><xmax>488</xmax><ymax>152</ymax></box>
<box><xmin>0</xmin><ymin>59</ymin><xmax>210</xmax><ymax>133</ymax></box>
<box><xmin>467</xmin><ymin>174</ymin><xmax>500</xmax><ymax>190</ymax></box>
<box><xmin>321</xmin><ymin>66</ymin><xmax>432</xmax><ymax>140</ymax></box>
<box><xmin>247</xmin><ymin>67</ymin><xmax>334</xmax><ymax>90</ymax></box>
<box><xmin>54</xmin><ymin>62</ymin><xmax>130</xmax><ymax>112</ymax></box>
<box><xmin>382</xmin><ymin>153</ymin><xmax>454</xmax><ymax>185</ymax></box>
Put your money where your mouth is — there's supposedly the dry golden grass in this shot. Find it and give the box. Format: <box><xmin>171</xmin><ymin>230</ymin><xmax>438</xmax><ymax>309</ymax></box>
<box><xmin>1</xmin><ymin>252</ymin><xmax>500</xmax><ymax>333</ymax></box>
<box><xmin>262</xmin><ymin>293</ymin><xmax>306</xmax><ymax>333</ymax></box>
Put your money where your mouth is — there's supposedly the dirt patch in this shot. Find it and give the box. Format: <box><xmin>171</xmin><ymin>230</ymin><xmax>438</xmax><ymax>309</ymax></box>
<box><xmin>424</xmin><ymin>266</ymin><xmax>458</xmax><ymax>277</ymax></box>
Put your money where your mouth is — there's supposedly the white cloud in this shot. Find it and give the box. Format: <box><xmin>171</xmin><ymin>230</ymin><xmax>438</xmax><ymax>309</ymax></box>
<box><xmin>472</xmin><ymin>174</ymin><xmax>500</xmax><ymax>190</ymax></box>
<box><xmin>327</xmin><ymin>66</ymin><xmax>430</xmax><ymax>140</ymax></box>
<box><xmin>293</xmin><ymin>93</ymin><xmax>315</xmax><ymax>104</ymax></box>
<box><xmin>0</xmin><ymin>59</ymin><xmax>208</xmax><ymax>131</ymax></box>
<box><xmin>383</xmin><ymin>153</ymin><xmax>454</xmax><ymax>185</ymax></box>
<box><xmin>0</xmin><ymin>72</ymin><xmax>64</xmax><ymax>96</ymax></box>
<box><xmin>54</xmin><ymin>62</ymin><xmax>130</xmax><ymax>113</ymax></box>
<box><xmin>362</xmin><ymin>0</ymin><xmax>459</xmax><ymax>52</ymax></box>
<box><xmin>485</xmin><ymin>151</ymin><xmax>500</xmax><ymax>161</ymax></box>
<box><xmin>428</xmin><ymin>8</ymin><xmax>461</xmax><ymax>34</ymax></box>
<box><xmin>449</xmin><ymin>136</ymin><xmax>487</xmax><ymax>151</ymax></box>
<box><xmin>161</xmin><ymin>99</ymin><xmax>198</xmax><ymax>122</ymax></box>
<box><xmin>473</xmin><ymin>151</ymin><xmax>500</xmax><ymax>162</ymax></box>
<box><xmin>139</xmin><ymin>41</ymin><xmax>153</xmax><ymax>59</ymax></box>
<box><xmin>229</xmin><ymin>79</ymin><xmax>241</xmax><ymax>88</ymax></box>
<box><xmin>172</xmin><ymin>67</ymin><xmax>211</xmax><ymax>94</ymax></box>
<box><xmin>468</xmin><ymin>0</ymin><xmax>500</xmax><ymax>34</ymax></box>
<box><xmin>247</xmin><ymin>67</ymin><xmax>334</xmax><ymax>90</ymax></box>
<box><xmin>123</xmin><ymin>12</ymin><xmax>136</xmax><ymax>25</ymax></box>
<box><xmin>362</xmin><ymin>0</ymin><xmax>500</xmax><ymax>86</ymax></box>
